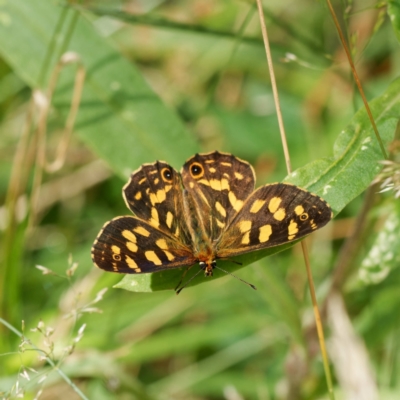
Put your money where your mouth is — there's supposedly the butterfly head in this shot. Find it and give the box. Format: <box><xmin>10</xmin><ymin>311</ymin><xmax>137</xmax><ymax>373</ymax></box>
<box><xmin>199</xmin><ymin>260</ymin><xmax>217</xmax><ymax>277</ymax></box>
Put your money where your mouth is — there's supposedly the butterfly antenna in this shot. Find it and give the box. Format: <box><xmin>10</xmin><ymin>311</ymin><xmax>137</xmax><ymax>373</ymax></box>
<box><xmin>175</xmin><ymin>268</ymin><xmax>204</xmax><ymax>294</ymax></box>
<box><xmin>215</xmin><ymin>266</ymin><xmax>257</xmax><ymax>291</ymax></box>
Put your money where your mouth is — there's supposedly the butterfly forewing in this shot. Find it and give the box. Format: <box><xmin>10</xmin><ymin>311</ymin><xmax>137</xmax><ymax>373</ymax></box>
<box><xmin>217</xmin><ymin>183</ymin><xmax>332</xmax><ymax>258</ymax></box>
<box><xmin>181</xmin><ymin>152</ymin><xmax>255</xmax><ymax>242</ymax></box>
<box><xmin>123</xmin><ymin>161</ymin><xmax>192</xmax><ymax>246</ymax></box>
<box><xmin>92</xmin><ymin>216</ymin><xmax>196</xmax><ymax>274</ymax></box>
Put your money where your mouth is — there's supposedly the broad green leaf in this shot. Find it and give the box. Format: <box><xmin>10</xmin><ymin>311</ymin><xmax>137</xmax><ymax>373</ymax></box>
<box><xmin>115</xmin><ymin>241</ymin><xmax>296</xmax><ymax>292</ymax></box>
<box><xmin>118</xmin><ymin>79</ymin><xmax>399</xmax><ymax>292</ymax></box>
<box><xmin>0</xmin><ymin>1</ymin><xmax>198</xmax><ymax>177</ymax></box>
<box><xmin>285</xmin><ymin>78</ymin><xmax>400</xmax><ymax>214</ymax></box>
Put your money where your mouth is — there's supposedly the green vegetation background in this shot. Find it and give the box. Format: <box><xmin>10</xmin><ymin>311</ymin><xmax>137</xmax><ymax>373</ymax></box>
<box><xmin>0</xmin><ymin>0</ymin><xmax>400</xmax><ymax>399</ymax></box>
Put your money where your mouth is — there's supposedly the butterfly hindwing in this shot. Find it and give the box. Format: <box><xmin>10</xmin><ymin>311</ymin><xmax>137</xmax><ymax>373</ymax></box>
<box><xmin>217</xmin><ymin>183</ymin><xmax>332</xmax><ymax>258</ymax></box>
<box><xmin>92</xmin><ymin>216</ymin><xmax>196</xmax><ymax>274</ymax></box>
<box><xmin>181</xmin><ymin>151</ymin><xmax>255</xmax><ymax>241</ymax></box>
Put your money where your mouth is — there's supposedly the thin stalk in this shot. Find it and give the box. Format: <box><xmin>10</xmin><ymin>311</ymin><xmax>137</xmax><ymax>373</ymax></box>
<box><xmin>45</xmin><ymin>57</ymin><xmax>86</xmax><ymax>173</ymax></box>
<box><xmin>325</xmin><ymin>0</ymin><xmax>387</xmax><ymax>160</ymax></box>
<box><xmin>255</xmin><ymin>0</ymin><xmax>291</xmax><ymax>174</ymax></box>
<box><xmin>301</xmin><ymin>241</ymin><xmax>335</xmax><ymax>399</ymax></box>
<box><xmin>29</xmin><ymin>11</ymin><xmax>82</xmax><ymax>228</ymax></box>
<box><xmin>255</xmin><ymin>1</ymin><xmax>335</xmax><ymax>398</ymax></box>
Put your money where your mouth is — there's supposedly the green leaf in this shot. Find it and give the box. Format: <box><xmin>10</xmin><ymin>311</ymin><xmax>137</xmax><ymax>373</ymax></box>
<box><xmin>114</xmin><ymin>243</ymin><xmax>294</xmax><ymax>292</ymax></box>
<box><xmin>285</xmin><ymin>78</ymin><xmax>400</xmax><ymax>214</ymax></box>
<box><xmin>0</xmin><ymin>1</ymin><xmax>198</xmax><ymax>177</ymax></box>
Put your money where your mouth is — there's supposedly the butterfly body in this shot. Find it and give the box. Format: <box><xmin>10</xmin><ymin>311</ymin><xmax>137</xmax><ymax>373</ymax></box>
<box><xmin>92</xmin><ymin>152</ymin><xmax>332</xmax><ymax>287</ymax></box>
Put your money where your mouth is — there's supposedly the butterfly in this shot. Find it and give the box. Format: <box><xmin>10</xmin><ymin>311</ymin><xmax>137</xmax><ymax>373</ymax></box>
<box><xmin>92</xmin><ymin>151</ymin><xmax>332</xmax><ymax>292</ymax></box>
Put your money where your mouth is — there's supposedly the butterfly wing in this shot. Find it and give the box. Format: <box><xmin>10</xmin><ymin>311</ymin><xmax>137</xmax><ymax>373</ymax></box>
<box><xmin>217</xmin><ymin>183</ymin><xmax>332</xmax><ymax>258</ymax></box>
<box><xmin>92</xmin><ymin>216</ymin><xmax>196</xmax><ymax>273</ymax></box>
<box><xmin>123</xmin><ymin>161</ymin><xmax>192</xmax><ymax>246</ymax></box>
<box><xmin>180</xmin><ymin>151</ymin><xmax>255</xmax><ymax>243</ymax></box>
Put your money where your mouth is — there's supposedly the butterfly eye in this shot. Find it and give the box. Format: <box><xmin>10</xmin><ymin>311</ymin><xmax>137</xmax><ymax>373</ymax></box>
<box><xmin>211</xmin><ymin>260</ymin><xmax>217</xmax><ymax>268</ymax></box>
<box><xmin>161</xmin><ymin>167</ymin><xmax>173</xmax><ymax>183</ymax></box>
<box><xmin>300</xmin><ymin>213</ymin><xmax>308</xmax><ymax>221</ymax></box>
<box><xmin>190</xmin><ymin>162</ymin><xmax>204</xmax><ymax>178</ymax></box>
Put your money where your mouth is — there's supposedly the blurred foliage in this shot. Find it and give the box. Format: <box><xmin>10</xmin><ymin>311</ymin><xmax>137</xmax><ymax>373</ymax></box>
<box><xmin>0</xmin><ymin>0</ymin><xmax>400</xmax><ymax>399</ymax></box>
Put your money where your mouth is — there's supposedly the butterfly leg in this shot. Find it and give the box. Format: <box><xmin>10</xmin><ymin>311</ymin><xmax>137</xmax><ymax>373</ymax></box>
<box><xmin>174</xmin><ymin>264</ymin><xmax>196</xmax><ymax>293</ymax></box>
